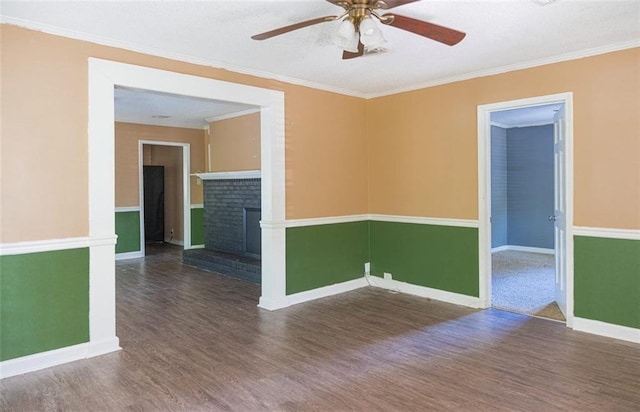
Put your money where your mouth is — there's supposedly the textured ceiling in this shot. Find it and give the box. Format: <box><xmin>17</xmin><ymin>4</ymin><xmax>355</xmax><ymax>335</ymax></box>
<box><xmin>2</xmin><ymin>0</ymin><xmax>639</xmax><ymax>98</ymax></box>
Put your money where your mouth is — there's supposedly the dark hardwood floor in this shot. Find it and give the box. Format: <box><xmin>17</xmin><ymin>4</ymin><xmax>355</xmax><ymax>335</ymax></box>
<box><xmin>2</xmin><ymin>245</ymin><xmax>639</xmax><ymax>411</ymax></box>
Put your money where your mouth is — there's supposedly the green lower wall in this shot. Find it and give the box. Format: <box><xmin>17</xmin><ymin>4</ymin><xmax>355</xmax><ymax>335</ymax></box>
<box><xmin>574</xmin><ymin>236</ymin><xmax>640</xmax><ymax>329</ymax></box>
<box><xmin>191</xmin><ymin>207</ymin><xmax>205</xmax><ymax>246</ymax></box>
<box><xmin>115</xmin><ymin>211</ymin><xmax>141</xmax><ymax>253</ymax></box>
<box><xmin>0</xmin><ymin>248</ymin><xmax>90</xmax><ymax>361</ymax></box>
<box><xmin>286</xmin><ymin>221</ymin><xmax>370</xmax><ymax>294</ymax></box>
<box><xmin>369</xmin><ymin>221</ymin><xmax>479</xmax><ymax>297</ymax></box>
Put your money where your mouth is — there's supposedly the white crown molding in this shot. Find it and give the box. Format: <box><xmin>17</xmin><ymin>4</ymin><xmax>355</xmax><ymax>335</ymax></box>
<box><xmin>190</xmin><ymin>203</ymin><xmax>204</xmax><ymax>209</ymax></box>
<box><xmin>0</xmin><ymin>338</ymin><xmax>121</xmax><ymax>379</ymax></box>
<box><xmin>492</xmin><ymin>121</ymin><xmax>554</xmax><ymax>129</ymax></box>
<box><xmin>192</xmin><ymin>170</ymin><xmax>261</xmax><ymax>180</ymax></box>
<box><xmin>115</xmin><ymin>119</ymin><xmax>208</xmax><ymax>130</ymax></box>
<box><xmin>3</xmin><ymin>18</ymin><xmax>637</xmax><ymax>100</ymax></box>
<box><xmin>0</xmin><ymin>235</ymin><xmax>117</xmax><ymax>256</ymax></box>
<box><xmin>366</xmin><ymin>40</ymin><xmax>640</xmax><ymax>99</ymax></box>
<box><xmin>115</xmin><ymin>206</ymin><xmax>140</xmax><ymax>213</ymax></box>
<box><xmin>0</xmin><ymin>18</ymin><xmax>367</xmax><ymax>99</ymax></box>
<box><xmin>573</xmin><ymin>226</ymin><xmax>640</xmax><ymax>240</ymax></box>
<box><xmin>206</xmin><ymin>108</ymin><xmax>261</xmax><ymax>123</ymax></box>
<box><xmin>369</xmin><ymin>214</ymin><xmax>479</xmax><ymax>228</ymax></box>
<box><xmin>490</xmin><ymin>121</ymin><xmax>509</xmax><ymax>129</ymax></box>
<box><xmin>286</xmin><ymin>277</ymin><xmax>368</xmax><ymax>307</ymax></box>
<box><xmin>509</xmin><ymin>121</ymin><xmax>555</xmax><ymax>128</ymax></box>
<box><xmin>573</xmin><ymin>317</ymin><xmax>640</xmax><ymax>344</ymax></box>
<box><xmin>366</xmin><ymin>275</ymin><xmax>482</xmax><ymax>308</ymax></box>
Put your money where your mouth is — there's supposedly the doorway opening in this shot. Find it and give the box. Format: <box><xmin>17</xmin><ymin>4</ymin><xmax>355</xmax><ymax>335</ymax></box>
<box><xmin>138</xmin><ymin>141</ymin><xmax>191</xmax><ymax>255</ymax></box>
<box><xmin>490</xmin><ymin>105</ymin><xmax>562</xmax><ymax>321</ymax></box>
<box><xmin>478</xmin><ymin>93</ymin><xmax>574</xmax><ymax>327</ymax></box>
<box><xmin>88</xmin><ymin>59</ymin><xmax>286</xmax><ymax>356</ymax></box>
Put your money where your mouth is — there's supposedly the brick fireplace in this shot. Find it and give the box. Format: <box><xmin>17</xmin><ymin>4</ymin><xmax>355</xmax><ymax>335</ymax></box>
<box><xmin>183</xmin><ymin>171</ymin><xmax>261</xmax><ymax>283</ymax></box>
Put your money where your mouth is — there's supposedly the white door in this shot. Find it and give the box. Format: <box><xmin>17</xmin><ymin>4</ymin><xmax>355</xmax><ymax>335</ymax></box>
<box><xmin>553</xmin><ymin>105</ymin><xmax>567</xmax><ymax>317</ymax></box>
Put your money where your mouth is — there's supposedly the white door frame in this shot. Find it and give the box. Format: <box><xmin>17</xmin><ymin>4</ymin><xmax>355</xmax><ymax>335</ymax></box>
<box><xmin>88</xmin><ymin>59</ymin><xmax>287</xmax><ymax>356</ymax></box>
<box><xmin>138</xmin><ymin>140</ymin><xmax>191</xmax><ymax>254</ymax></box>
<box><xmin>477</xmin><ymin>92</ymin><xmax>574</xmax><ymax>327</ymax></box>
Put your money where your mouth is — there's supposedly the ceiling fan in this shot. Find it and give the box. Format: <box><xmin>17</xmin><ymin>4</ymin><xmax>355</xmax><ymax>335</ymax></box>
<box><xmin>251</xmin><ymin>0</ymin><xmax>466</xmax><ymax>59</ymax></box>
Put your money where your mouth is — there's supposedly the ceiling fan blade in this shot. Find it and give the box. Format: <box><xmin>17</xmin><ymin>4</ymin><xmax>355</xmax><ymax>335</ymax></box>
<box><xmin>251</xmin><ymin>16</ymin><xmax>337</xmax><ymax>40</ymax></box>
<box><xmin>382</xmin><ymin>13</ymin><xmax>466</xmax><ymax>46</ymax></box>
<box><xmin>325</xmin><ymin>0</ymin><xmax>353</xmax><ymax>8</ymax></box>
<box><xmin>342</xmin><ymin>41</ymin><xmax>365</xmax><ymax>60</ymax></box>
<box><xmin>375</xmin><ymin>0</ymin><xmax>420</xmax><ymax>10</ymax></box>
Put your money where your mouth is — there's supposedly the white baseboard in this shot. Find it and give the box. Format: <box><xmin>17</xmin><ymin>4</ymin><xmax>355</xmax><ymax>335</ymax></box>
<box><xmin>491</xmin><ymin>245</ymin><xmax>555</xmax><ymax>254</ymax></box>
<box><xmin>366</xmin><ymin>275</ymin><xmax>482</xmax><ymax>308</ymax></box>
<box><xmin>258</xmin><ymin>296</ymin><xmax>290</xmax><ymax>311</ymax></box>
<box><xmin>0</xmin><ymin>339</ymin><xmax>121</xmax><ymax>379</ymax></box>
<box><xmin>573</xmin><ymin>317</ymin><xmax>640</xmax><ymax>344</ymax></box>
<box><xmin>286</xmin><ymin>277</ymin><xmax>368</xmax><ymax>307</ymax></box>
<box><xmin>86</xmin><ymin>337</ymin><xmax>121</xmax><ymax>358</ymax></box>
<box><xmin>188</xmin><ymin>244</ymin><xmax>205</xmax><ymax>249</ymax></box>
<box><xmin>115</xmin><ymin>251</ymin><xmax>143</xmax><ymax>260</ymax></box>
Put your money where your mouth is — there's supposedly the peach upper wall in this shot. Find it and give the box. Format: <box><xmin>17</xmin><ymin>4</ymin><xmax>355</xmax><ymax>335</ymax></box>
<box><xmin>368</xmin><ymin>48</ymin><xmax>640</xmax><ymax>229</ymax></box>
<box><xmin>115</xmin><ymin>122</ymin><xmax>205</xmax><ymax>208</ymax></box>
<box><xmin>0</xmin><ymin>25</ymin><xmax>368</xmax><ymax>242</ymax></box>
<box><xmin>208</xmin><ymin>112</ymin><xmax>261</xmax><ymax>172</ymax></box>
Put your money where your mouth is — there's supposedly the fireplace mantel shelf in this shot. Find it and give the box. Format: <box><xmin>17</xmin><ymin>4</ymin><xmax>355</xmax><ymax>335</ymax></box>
<box><xmin>192</xmin><ymin>170</ymin><xmax>261</xmax><ymax>180</ymax></box>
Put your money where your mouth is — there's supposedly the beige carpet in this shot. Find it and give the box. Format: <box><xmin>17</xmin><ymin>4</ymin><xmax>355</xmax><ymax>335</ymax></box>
<box><xmin>492</xmin><ymin>250</ymin><xmax>565</xmax><ymax>322</ymax></box>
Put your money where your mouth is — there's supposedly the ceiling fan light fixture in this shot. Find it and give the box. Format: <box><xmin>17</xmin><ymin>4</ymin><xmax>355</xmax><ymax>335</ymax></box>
<box><xmin>333</xmin><ymin>19</ymin><xmax>359</xmax><ymax>53</ymax></box>
<box><xmin>359</xmin><ymin>16</ymin><xmax>386</xmax><ymax>51</ymax></box>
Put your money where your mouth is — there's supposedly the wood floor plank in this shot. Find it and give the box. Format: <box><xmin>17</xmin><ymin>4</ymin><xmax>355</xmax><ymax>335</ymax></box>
<box><xmin>1</xmin><ymin>244</ymin><xmax>639</xmax><ymax>411</ymax></box>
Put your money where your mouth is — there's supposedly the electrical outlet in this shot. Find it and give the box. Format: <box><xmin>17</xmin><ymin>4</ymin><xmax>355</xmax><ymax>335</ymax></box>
<box><xmin>383</xmin><ymin>272</ymin><xmax>392</xmax><ymax>281</ymax></box>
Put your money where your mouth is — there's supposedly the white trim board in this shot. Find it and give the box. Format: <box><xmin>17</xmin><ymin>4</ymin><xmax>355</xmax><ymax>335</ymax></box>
<box><xmin>573</xmin><ymin>226</ymin><xmax>640</xmax><ymax>240</ymax></box>
<box><xmin>0</xmin><ymin>236</ymin><xmax>117</xmax><ymax>256</ymax></box>
<box><xmin>366</xmin><ymin>275</ymin><xmax>483</xmax><ymax>309</ymax></box>
<box><xmin>0</xmin><ymin>338</ymin><xmax>121</xmax><ymax>379</ymax></box>
<box><xmin>190</xmin><ymin>204</ymin><xmax>204</xmax><ymax>209</ymax></box>
<box><xmin>284</xmin><ymin>214</ymin><xmax>478</xmax><ymax>228</ymax></box>
<box><xmin>285</xmin><ymin>214</ymin><xmax>369</xmax><ymax>228</ymax></box>
<box><xmin>286</xmin><ymin>278</ymin><xmax>368</xmax><ymax>307</ymax></box>
<box><xmin>115</xmin><ymin>251</ymin><xmax>143</xmax><ymax>261</ymax></box>
<box><xmin>206</xmin><ymin>108</ymin><xmax>261</xmax><ymax>123</ymax></box>
<box><xmin>193</xmin><ymin>170</ymin><xmax>261</xmax><ymax>180</ymax></box>
<box><xmin>573</xmin><ymin>318</ymin><xmax>640</xmax><ymax>344</ymax></box>
<box><xmin>369</xmin><ymin>214</ymin><xmax>478</xmax><ymax>228</ymax></box>
<box><xmin>491</xmin><ymin>245</ymin><xmax>555</xmax><ymax>254</ymax></box>
<box><xmin>115</xmin><ymin>206</ymin><xmax>140</xmax><ymax>213</ymax></box>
